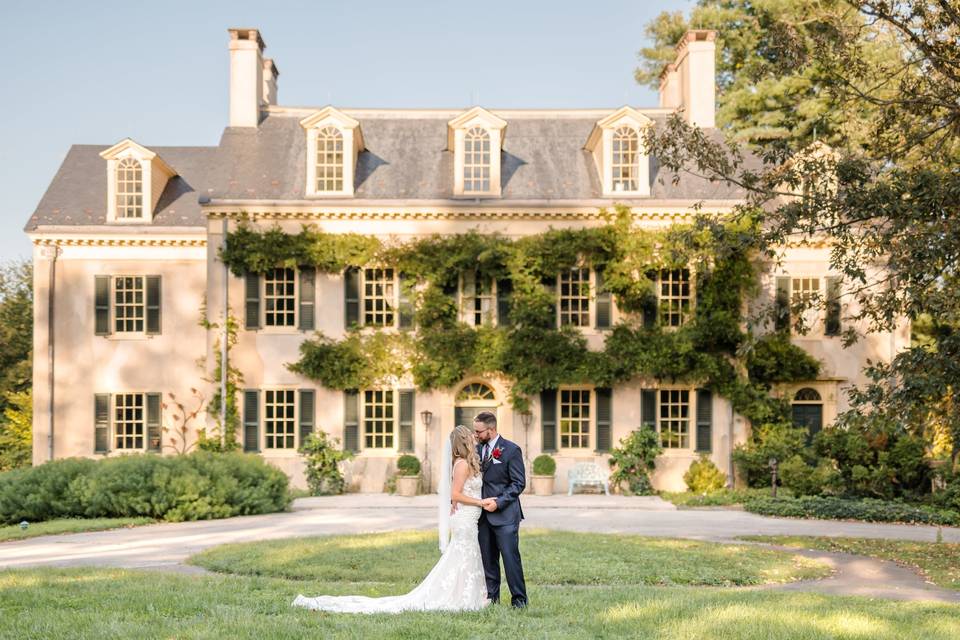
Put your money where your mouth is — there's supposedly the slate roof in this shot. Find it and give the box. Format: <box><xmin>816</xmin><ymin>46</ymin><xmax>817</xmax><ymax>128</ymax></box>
<box><xmin>25</xmin><ymin>112</ymin><xmax>750</xmax><ymax>232</ymax></box>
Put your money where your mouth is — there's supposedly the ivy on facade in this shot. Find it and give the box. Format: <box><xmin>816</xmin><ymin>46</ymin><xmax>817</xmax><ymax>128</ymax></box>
<box><xmin>218</xmin><ymin>207</ymin><xmax>819</xmax><ymax>422</ymax></box>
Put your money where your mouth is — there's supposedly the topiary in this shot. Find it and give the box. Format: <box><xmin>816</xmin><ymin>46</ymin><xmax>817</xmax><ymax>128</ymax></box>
<box><xmin>532</xmin><ymin>454</ymin><xmax>556</xmax><ymax>476</ymax></box>
<box><xmin>396</xmin><ymin>454</ymin><xmax>421</xmax><ymax>476</ymax></box>
<box><xmin>683</xmin><ymin>455</ymin><xmax>727</xmax><ymax>494</ymax></box>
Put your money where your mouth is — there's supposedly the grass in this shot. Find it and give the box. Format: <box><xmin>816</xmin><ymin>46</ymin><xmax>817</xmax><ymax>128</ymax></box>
<box><xmin>188</xmin><ymin>529</ymin><xmax>831</xmax><ymax>587</ymax></box>
<box><xmin>743</xmin><ymin>535</ymin><xmax>960</xmax><ymax>591</ymax></box>
<box><xmin>660</xmin><ymin>488</ymin><xmax>786</xmax><ymax>508</ymax></box>
<box><xmin>0</xmin><ymin>517</ymin><xmax>156</xmax><ymax>542</ymax></box>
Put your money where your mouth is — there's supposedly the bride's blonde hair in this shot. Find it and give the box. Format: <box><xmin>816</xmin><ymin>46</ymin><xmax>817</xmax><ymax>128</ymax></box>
<box><xmin>450</xmin><ymin>424</ymin><xmax>481</xmax><ymax>477</ymax></box>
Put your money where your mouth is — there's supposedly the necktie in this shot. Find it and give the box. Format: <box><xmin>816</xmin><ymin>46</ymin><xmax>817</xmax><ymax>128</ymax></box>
<box><xmin>482</xmin><ymin>443</ymin><xmax>490</xmax><ymax>462</ymax></box>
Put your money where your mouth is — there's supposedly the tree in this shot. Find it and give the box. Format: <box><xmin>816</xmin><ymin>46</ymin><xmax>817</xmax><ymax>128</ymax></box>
<box><xmin>0</xmin><ymin>259</ymin><xmax>32</xmax><ymax>470</ymax></box>
<box><xmin>0</xmin><ymin>389</ymin><xmax>31</xmax><ymax>471</ymax></box>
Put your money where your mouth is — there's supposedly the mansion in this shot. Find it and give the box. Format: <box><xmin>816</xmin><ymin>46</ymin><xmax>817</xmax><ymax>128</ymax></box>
<box><xmin>25</xmin><ymin>28</ymin><xmax>910</xmax><ymax>492</ymax></box>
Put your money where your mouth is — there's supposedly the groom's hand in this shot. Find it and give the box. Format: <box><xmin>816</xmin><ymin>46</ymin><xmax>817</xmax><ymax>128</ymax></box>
<box><xmin>482</xmin><ymin>499</ymin><xmax>498</xmax><ymax>512</ymax></box>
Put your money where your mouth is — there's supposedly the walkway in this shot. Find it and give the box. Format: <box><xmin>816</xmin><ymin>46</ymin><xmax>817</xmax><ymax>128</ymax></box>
<box><xmin>1</xmin><ymin>494</ymin><xmax>957</xmax><ymax>602</ymax></box>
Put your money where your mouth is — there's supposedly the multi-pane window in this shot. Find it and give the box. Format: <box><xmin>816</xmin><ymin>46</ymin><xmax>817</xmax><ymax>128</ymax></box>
<box><xmin>791</xmin><ymin>277</ymin><xmax>820</xmax><ymax>304</ymax></box>
<box><xmin>264</xmin><ymin>267</ymin><xmax>296</xmax><ymax>327</ymax></box>
<box><xmin>363</xmin><ymin>268</ymin><xmax>396</xmax><ymax>327</ymax></box>
<box><xmin>612</xmin><ymin>127</ymin><xmax>639</xmax><ymax>192</ymax></box>
<box><xmin>114</xmin><ymin>393</ymin><xmax>145</xmax><ymax>450</ymax></box>
<box><xmin>461</xmin><ymin>271</ymin><xmax>495</xmax><ymax>326</ymax></box>
<box><xmin>658</xmin><ymin>268</ymin><xmax>692</xmax><ymax>327</ymax></box>
<box><xmin>116</xmin><ymin>158</ymin><xmax>143</xmax><ymax>218</ymax></box>
<box><xmin>463</xmin><ymin>127</ymin><xmax>491</xmax><ymax>193</ymax></box>
<box><xmin>114</xmin><ymin>276</ymin><xmax>145</xmax><ymax>333</ymax></box>
<box><xmin>264</xmin><ymin>389</ymin><xmax>296</xmax><ymax>449</ymax></box>
<box><xmin>559</xmin><ymin>268</ymin><xmax>590</xmax><ymax>327</ymax></box>
<box><xmin>363</xmin><ymin>389</ymin><xmax>394</xmax><ymax>449</ymax></box>
<box><xmin>658</xmin><ymin>389</ymin><xmax>690</xmax><ymax>449</ymax></box>
<box><xmin>560</xmin><ymin>389</ymin><xmax>591</xmax><ymax>448</ymax></box>
<box><xmin>316</xmin><ymin>126</ymin><xmax>344</xmax><ymax>192</ymax></box>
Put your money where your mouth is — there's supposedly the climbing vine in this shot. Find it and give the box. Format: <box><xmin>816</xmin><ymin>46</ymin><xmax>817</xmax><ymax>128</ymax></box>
<box><xmin>220</xmin><ymin>206</ymin><xmax>819</xmax><ymax>420</ymax></box>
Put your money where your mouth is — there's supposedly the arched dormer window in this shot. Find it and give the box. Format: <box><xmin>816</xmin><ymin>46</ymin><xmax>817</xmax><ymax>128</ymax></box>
<box><xmin>611</xmin><ymin>127</ymin><xmax>639</xmax><ymax>192</ymax></box>
<box><xmin>316</xmin><ymin>126</ymin><xmax>344</xmax><ymax>192</ymax></box>
<box><xmin>463</xmin><ymin>127</ymin><xmax>491</xmax><ymax>194</ymax></box>
<box><xmin>116</xmin><ymin>158</ymin><xmax>143</xmax><ymax>218</ymax></box>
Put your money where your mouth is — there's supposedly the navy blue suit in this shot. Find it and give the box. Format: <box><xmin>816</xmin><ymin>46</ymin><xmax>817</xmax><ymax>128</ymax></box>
<box><xmin>477</xmin><ymin>436</ymin><xmax>528</xmax><ymax>607</ymax></box>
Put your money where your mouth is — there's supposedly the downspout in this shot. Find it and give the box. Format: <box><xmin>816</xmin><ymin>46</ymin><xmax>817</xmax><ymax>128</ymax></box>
<box><xmin>221</xmin><ymin>219</ymin><xmax>228</xmax><ymax>433</ymax></box>
<box><xmin>728</xmin><ymin>402</ymin><xmax>735</xmax><ymax>488</ymax></box>
<box><xmin>46</xmin><ymin>244</ymin><xmax>60</xmax><ymax>461</ymax></box>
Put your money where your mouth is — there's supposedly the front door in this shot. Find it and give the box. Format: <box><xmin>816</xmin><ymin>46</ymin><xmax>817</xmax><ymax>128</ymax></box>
<box><xmin>454</xmin><ymin>382</ymin><xmax>498</xmax><ymax>430</ymax></box>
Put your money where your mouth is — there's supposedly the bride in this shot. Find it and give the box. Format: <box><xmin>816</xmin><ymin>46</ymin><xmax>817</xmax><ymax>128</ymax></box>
<box><xmin>291</xmin><ymin>424</ymin><xmax>493</xmax><ymax>613</ymax></box>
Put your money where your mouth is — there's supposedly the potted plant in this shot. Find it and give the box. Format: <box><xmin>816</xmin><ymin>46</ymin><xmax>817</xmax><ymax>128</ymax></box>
<box><xmin>395</xmin><ymin>454</ymin><xmax>421</xmax><ymax>497</ymax></box>
<box><xmin>531</xmin><ymin>454</ymin><xmax>556</xmax><ymax>496</ymax></box>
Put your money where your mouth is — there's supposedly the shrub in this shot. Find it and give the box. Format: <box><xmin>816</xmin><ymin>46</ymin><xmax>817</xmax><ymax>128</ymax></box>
<box><xmin>744</xmin><ymin>495</ymin><xmax>960</xmax><ymax>526</ymax></box>
<box><xmin>779</xmin><ymin>455</ymin><xmax>842</xmax><ymax>496</ymax></box>
<box><xmin>0</xmin><ymin>452</ymin><xmax>291</xmax><ymax>525</ymax></box>
<box><xmin>609</xmin><ymin>427</ymin><xmax>662</xmax><ymax>496</ymax></box>
<box><xmin>683</xmin><ymin>455</ymin><xmax>727</xmax><ymax>494</ymax></box>
<box><xmin>732</xmin><ymin>421</ymin><xmax>808</xmax><ymax>487</ymax></box>
<box><xmin>532</xmin><ymin>454</ymin><xmax>556</xmax><ymax>476</ymax></box>
<box><xmin>396</xmin><ymin>454</ymin><xmax>421</xmax><ymax>476</ymax></box>
<box><xmin>299</xmin><ymin>431</ymin><xmax>352</xmax><ymax>495</ymax></box>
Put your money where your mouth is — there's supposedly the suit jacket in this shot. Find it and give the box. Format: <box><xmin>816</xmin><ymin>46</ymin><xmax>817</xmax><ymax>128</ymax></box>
<box><xmin>477</xmin><ymin>436</ymin><xmax>525</xmax><ymax>526</ymax></box>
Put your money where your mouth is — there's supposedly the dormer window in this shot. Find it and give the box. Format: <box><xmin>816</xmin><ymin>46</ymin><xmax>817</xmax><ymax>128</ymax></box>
<box><xmin>316</xmin><ymin>126</ymin><xmax>344</xmax><ymax>192</ymax></box>
<box><xmin>99</xmin><ymin>138</ymin><xmax>176</xmax><ymax>223</ymax></box>
<box><xmin>301</xmin><ymin>106</ymin><xmax>364</xmax><ymax>197</ymax></box>
<box><xmin>585</xmin><ymin>106</ymin><xmax>652</xmax><ymax>197</ymax></box>
<box><xmin>611</xmin><ymin>127</ymin><xmax>639</xmax><ymax>192</ymax></box>
<box><xmin>115</xmin><ymin>158</ymin><xmax>144</xmax><ymax>218</ymax></box>
<box><xmin>448</xmin><ymin>107</ymin><xmax>506</xmax><ymax>198</ymax></box>
<box><xmin>463</xmin><ymin>128</ymin><xmax>491</xmax><ymax>193</ymax></box>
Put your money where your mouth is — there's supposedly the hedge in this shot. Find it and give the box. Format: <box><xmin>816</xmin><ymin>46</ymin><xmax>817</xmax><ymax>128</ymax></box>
<box><xmin>744</xmin><ymin>495</ymin><xmax>960</xmax><ymax>527</ymax></box>
<box><xmin>0</xmin><ymin>452</ymin><xmax>291</xmax><ymax>525</ymax></box>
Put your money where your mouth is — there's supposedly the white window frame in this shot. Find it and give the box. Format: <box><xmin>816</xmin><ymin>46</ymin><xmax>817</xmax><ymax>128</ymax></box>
<box><xmin>100</xmin><ymin>139</ymin><xmax>175</xmax><ymax>224</ymax></box>
<box><xmin>314</xmin><ymin>126</ymin><xmax>345</xmax><ymax>193</ymax></box>
<box><xmin>262</xmin><ymin>387</ymin><xmax>299</xmax><ymax>451</ymax></box>
<box><xmin>113</xmin><ymin>392</ymin><xmax>147</xmax><ymax>451</ymax></box>
<box><xmin>655</xmin><ymin>387</ymin><xmax>693</xmax><ymax>451</ymax></box>
<box><xmin>261</xmin><ymin>266</ymin><xmax>299</xmax><ymax>330</ymax></box>
<box><xmin>657</xmin><ymin>267</ymin><xmax>693</xmax><ymax>328</ymax></box>
<box><xmin>558</xmin><ymin>386</ymin><xmax>593</xmax><ymax>450</ymax></box>
<box><xmin>111</xmin><ymin>275</ymin><xmax>147</xmax><ymax>335</ymax></box>
<box><xmin>362</xmin><ymin>388</ymin><xmax>397</xmax><ymax>451</ymax></box>
<box><xmin>462</xmin><ymin>127</ymin><xmax>492</xmax><ymax>194</ymax></box>
<box><xmin>360</xmin><ymin>267</ymin><xmax>398</xmax><ymax>328</ymax></box>
<box><xmin>115</xmin><ymin>157</ymin><xmax>144</xmax><ymax>219</ymax></box>
<box><xmin>611</xmin><ymin>126</ymin><xmax>640</xmax><ymax>193</ymax></box>
<box><xmin>459</xmin><ymin>271</ymin><xmax>497</xmax><ymax>327</ymax></box>
<box><xmin>301</xmin><ymin>107</ymin><xmax>362</xmax><ymax>198</ymax></box>
<box><xmin>557</xmin><ymin>267</ymin><xmax>593</xmax><ymax>328</ymax></box>
<box><xmin>448</xmin><ymin>107</ymin><xmax>505</xmax><ymax>198</ymax></box>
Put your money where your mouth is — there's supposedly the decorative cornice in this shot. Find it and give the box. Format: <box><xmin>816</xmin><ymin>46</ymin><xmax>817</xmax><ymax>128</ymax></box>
<box><xmin>204</xmin><ymin>208</ymin><xmax>714</xmax><ymax>223</ymax></box>
<box><xmin>32</xmin><ymin>237</ymin><xmax>207</xmax><ymax>247</ymax></box>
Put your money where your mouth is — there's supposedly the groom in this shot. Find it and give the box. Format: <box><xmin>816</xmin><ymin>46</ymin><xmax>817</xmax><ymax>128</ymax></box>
<box><xmin>473</xmin><ymin>411</ymin><xmax>528</xmax><ymax>608</ymax></box>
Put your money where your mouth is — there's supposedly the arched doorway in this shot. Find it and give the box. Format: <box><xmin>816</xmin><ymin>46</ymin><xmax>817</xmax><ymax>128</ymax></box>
<box><xmin>454</xmin><ymin>382</ymin><xmax>498</xmax><ymax>429</ymax></box>
<box><xmin>791</xmin><ymin>387</ymin><xmax>823</xmax><ymax>441</ymax></box>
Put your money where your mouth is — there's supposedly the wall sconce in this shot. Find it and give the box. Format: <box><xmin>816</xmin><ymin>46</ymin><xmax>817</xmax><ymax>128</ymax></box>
<box><xmin>520</xmin><ymin>411</ymin><xmax>533</xmax><ymax>429</ymax></box>
<box><xmin>420</xmin><ymin>410</ymin><xmax>433</xmax><ymax>429</ymax></box>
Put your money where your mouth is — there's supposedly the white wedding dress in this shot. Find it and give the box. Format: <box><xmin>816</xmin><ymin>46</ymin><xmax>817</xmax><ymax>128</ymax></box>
<box><xmin>291</xmin><ymin>466</ymin><xmax>489</xmax><ymax>614</ymax></box>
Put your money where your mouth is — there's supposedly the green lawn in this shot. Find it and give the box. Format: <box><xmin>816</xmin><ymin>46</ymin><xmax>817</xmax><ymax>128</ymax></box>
<box><xmin>0</xmin><ymin>517</ymin><xmax>156</xmax><ymax>542</ymax></box>
<box><xmin>743</xmin><ymin>535</ymin><xmax>960</xmax><ymax>591</ymax></box>
<box><xmin>188</xmin><ymin>529</ymin><xmax>830</xmax><ymax>587</ymax></box>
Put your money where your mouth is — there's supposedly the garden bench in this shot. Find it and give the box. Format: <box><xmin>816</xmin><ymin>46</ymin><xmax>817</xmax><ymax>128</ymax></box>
<box><xmin>567</xmin><ymin>462</ymin><xmax>610</xmax><ymax>496</ymax></box>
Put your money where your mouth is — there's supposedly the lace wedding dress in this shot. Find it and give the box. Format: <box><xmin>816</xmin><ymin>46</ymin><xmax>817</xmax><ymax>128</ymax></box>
<box><xmin>291</xmin><ymin>467</ymin><xmax>489</xmax><ymax>614</ymax></box>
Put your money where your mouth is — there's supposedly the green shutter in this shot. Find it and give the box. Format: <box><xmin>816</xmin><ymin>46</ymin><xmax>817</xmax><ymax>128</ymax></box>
<box><xmin>245</xmin><ymin>273</ymin><xmax>261</xmax><ymax>330</ymax></box>
<box><xmin>496</xmin><ymin>278</ymin><xmax>512</xmax><ymax>326</ymax></box>
<box><xmin>595</xmin><ymin>387</ymin><xmax>612</xmax><ymax>452</ymax></box>
<box><xmin>298</xmin><ymin>389</ymin><xmax>315</xmax><ymax>447</ymax></box>
<box><xmin>344</xmin><ymin>268</ymin><xmax>360</xmax><ymax>328</ymax></box>
<box><xmin>343</xmin><ymin>390</ymin><xmax>359</xmax><ymax>452</ymax></box>
<box><xmin>146</xmin><ymin>392</ymin><xmax>162</xmax><ymax>452</ymax></box>
<box><xmin>543</xmin><ymin>275</ymin><xmax>558</xmax><ymax>328</ymax></box>
<box><xmin>146</xmin><ymin>275</ymin><xmax>161</xmax><ymax>335</ymax></box>
<box><xmin>243</xmin><ymin>389</ymin><xmax>259</xmax><ymax>452</ymax></box>
<box><xmin>94</xmin><ymin>394</ymin><xmax>110</xmax><ymax>453</ymax></box>
<box><xmin>825</xmin><ymin>276</ymin><xmax>841</xmax><ymax>336</ymax></box>
<box><xmin>595</xmin><ymin>269</ymin><xmax>611</xmax><ymax>329</ymax></box>
<box><xmin>641</xmin><ymin>388</ymin><xmax>657</xmax><ymax>431</ymax></box>
<box><xmin>695</xmin><ymin>388</ymin><xmax>713</xmax><ymax>453</ymax></box>
<box><xmin>642</xmin><ymin>270</ymin><xmax>658</xmax><ymax>329</ymax></box>
<box><xmin>398</xmin><ymin>389</ymin><xmax>415</xmax><ymax>452</ymax></box>
<box><xmin>540</xmin><ymin>389</ymin><xmax>557</xmax><ymax>453</ymax></box>
<box><xmin>775</xmin><ymin>276</ymin><xmax>791</xmax><ymax>332</ymax></box>
<box><xmin>95</xmin><ymin>276</ymin><xmax>111</xmax><ymax>335</ymax></box>
<box><xmin>398</xmin><ymin>273</ymin><xmax>415</xmax><ymax>329</ymax></box>
<box><xmin>299</xmin><ymin>267</ymin><xmax>316</xmax><ymax>331</ymax></box>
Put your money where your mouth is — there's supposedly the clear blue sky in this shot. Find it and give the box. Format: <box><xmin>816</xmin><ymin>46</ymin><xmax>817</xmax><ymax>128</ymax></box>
<box><xmin>0</xmin><ymin>0</ymin><xmax>693</xmax><ymax>261</ymax></box>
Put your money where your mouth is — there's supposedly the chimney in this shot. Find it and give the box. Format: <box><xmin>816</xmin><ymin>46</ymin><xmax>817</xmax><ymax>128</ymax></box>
<box><xmin>263</xmin><ymin>58</ymin><xmax>279</xmax><ymax>106</ymax></box>
<box><xmin>658</xmin><ymin>30</ymin><xmax>716</xmax><ymax>128</ymax></box>
<box><xmin>228</xmin><ymin>28</ymin><xmax>265</xmax><ymax>127</ymax></box>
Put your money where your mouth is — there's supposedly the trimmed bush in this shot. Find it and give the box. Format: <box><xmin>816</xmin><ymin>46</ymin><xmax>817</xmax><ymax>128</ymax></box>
<box><xmin>608</xmin><ymin>427</ymin><xmax>661</xmax><ymax>496</ymax></box>
<box><xmin>0</xmin><ymin>452</ymin><xmax>291</xmax><ymax>525</ymax></box>
<box><xmin>779</xmin><ymin>455</ymin><xmax>842</xmax><ymax>496</ymax></box>
<box><xmin>396</xmin><ymin>454</ymin><xmax>421</xmax><ymax>476</ymax></box>
<box><xmin>532</xmin><ymin>454</ymin><xmax>556</xmax><ymax>476</ymax></box>
<box><xmin>744</xmin><ymin>495</ymin><xmax>960</xmax><ymax>526</ymax></box>
<box><xmin>683</xmin><ymin>455</ymin><xmax>727</xmax><ymax>494</ymax></box>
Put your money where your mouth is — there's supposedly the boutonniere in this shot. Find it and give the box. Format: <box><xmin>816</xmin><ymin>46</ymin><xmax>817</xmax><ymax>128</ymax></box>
<box><xmin>491</xmin><ymin>446</ymin><xmax>503</xmax><ymax>460</ymax></box>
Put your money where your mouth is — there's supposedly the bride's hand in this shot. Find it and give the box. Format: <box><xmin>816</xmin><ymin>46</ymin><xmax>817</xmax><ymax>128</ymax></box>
<box><xmin>450</xmin><ymin>501</ymin><xmax>459</xmax><ymax>515</ymax></box>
